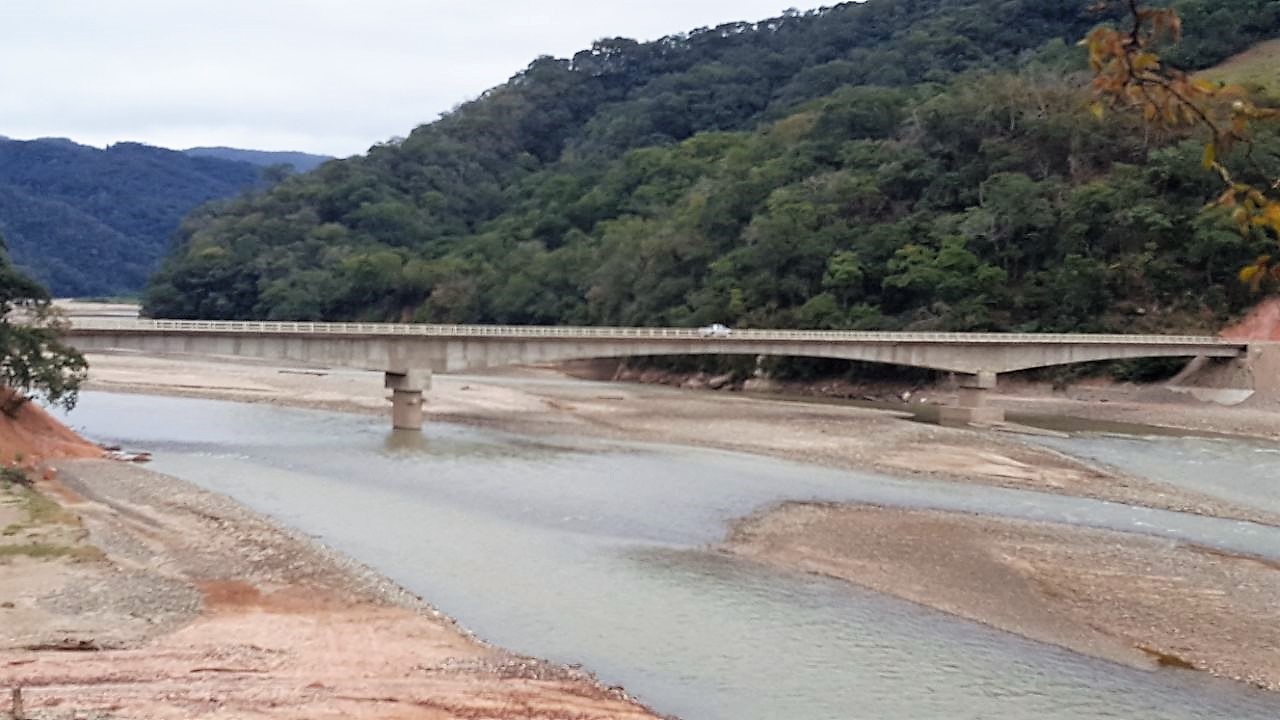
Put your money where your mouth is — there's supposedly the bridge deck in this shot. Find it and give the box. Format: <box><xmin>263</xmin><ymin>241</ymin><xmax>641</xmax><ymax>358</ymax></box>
<box><xmin>66</xmin><ymin>319</ymin><xmax>1243</xmax><ymax>347</ymax></box>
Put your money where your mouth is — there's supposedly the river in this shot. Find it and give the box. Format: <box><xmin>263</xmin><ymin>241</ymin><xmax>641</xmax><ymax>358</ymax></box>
<box><xmin>60</xmin><ymin>391</ymin><xmax>1280</xmax><ymax>720</ymax></box>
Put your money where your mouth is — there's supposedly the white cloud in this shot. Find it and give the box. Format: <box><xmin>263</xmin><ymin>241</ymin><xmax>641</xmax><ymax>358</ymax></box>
<box><xmin>0</xmin><ymin>1</ymin><xmax>821</xmax><ymax>156</ymax></box>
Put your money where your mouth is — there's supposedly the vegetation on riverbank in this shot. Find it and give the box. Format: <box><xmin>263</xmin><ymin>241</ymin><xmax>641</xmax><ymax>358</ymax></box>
<box><xmin>0</xmin><ymin>235</ymin><xmax>86</xmax><ymax>412</ymax></box>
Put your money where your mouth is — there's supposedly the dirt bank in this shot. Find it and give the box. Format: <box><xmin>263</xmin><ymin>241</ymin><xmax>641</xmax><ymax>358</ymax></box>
<box><xmin>729</xmin><ymin>502</ymin><xmax>1280</xmax><ymax>691</ymax></box>
<box><xmin>0</xmin><ymin>392</ymin><xmax>103</xmax><ymax>464</ymax></box>
<box><xmin>0</xmin><ymin>459</ymin><xmax>661</xmax><ymax>719</ymax></box>
<box><xmin>1223</xmin><ymin>297</ymin><xmax>1280</xmax><ymax>342</ymax></box>
<box><xmin>81</xmin><ymin>353</ymin><xmax>1280</xmax><ymax>526</ymax></box>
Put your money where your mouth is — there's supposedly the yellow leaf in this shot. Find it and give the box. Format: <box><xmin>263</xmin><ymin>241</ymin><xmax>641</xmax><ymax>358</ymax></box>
<box><xmin>1132</xmin><ymin>52</ymin><xmax>1159</xmax><ymax>71</ymax></box>
<box><xmin>1264</xmin><ymin>203</ymin><xmax>1280</xmax><ymax>233</ymax></box>
<box><xmin>1202</xmin><ymin>142</ymin><xmax>1216</xmax><ymax>169</ymax></box>
<box><xmin>1192</xmin><ymin>78</ymin><xmax>1218</xmax><ymax>94</ymax></box>
<box><xmin>1089</xmin><ymin>101</ymin><xmax>1105</xmax><ymax>121</ymax></box>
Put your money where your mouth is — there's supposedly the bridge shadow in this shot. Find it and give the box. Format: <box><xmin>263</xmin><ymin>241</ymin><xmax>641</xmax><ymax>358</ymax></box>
<box><xmin>383</xmin><ymin>428</ymin><xmax>431</xmax><ymax>454</ymax></box>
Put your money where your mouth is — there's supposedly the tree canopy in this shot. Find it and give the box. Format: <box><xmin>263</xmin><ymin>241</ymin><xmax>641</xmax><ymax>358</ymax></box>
<box><xmin>0</xmin><ymin>233</ymin><xmax>86</xmax><ymax>412</ymax></box>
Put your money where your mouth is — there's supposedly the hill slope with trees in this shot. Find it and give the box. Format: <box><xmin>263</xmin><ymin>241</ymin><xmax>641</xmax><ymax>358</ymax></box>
<box><xmin>183</xmin><ymin>147</ymin><xmax>333</xmax><ymax>173</ymax></box>
<box><xmin>145</xmin><ymin>0</ymin><xmax>1280</xmax><ymax>355</ymax></box>
<box><xmin>0</xmin><ymin>139</ymin><xmax>278</xmax><ymax>297</ymax></box>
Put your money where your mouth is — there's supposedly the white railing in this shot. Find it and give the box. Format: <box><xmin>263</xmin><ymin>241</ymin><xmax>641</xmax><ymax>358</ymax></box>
<box><xmin>63</xmin><ymin>318</ymin><xmax>1242</xmax><ymax>346</ymax></box>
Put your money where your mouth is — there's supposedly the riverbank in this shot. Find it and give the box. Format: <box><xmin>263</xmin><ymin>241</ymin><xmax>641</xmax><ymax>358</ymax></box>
<box><xmin>0</xmin><ymin>458</ymin><xmax>661</xmax><ymax>719</ymax></box>
<box><xmin>729</xmin><ymin>502</ymin><xmax>1280</xmax><ymax>691</ymax></box>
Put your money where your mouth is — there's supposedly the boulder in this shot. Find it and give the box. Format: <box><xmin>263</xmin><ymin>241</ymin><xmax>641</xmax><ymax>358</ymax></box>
<box><xmin>707</xmin><ymin>373</ymin><xmax>735</xmax><ymax>390</ymax></box>
<box><xmin>743</xmin><ymin>378</ymin><xmax>781</xmax><ymax>393</ymax></box>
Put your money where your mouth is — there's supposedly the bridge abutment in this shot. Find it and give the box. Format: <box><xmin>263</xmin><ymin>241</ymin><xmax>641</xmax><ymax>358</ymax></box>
<box><xmin>939</xmin><ymin>371</ymin><xmax>1004</xmax><ymax>426</ymax></box>
<box><xmin>385</xmin><ymin>369</ymin><xmax>431</xmax><ymax>431</ymax></box>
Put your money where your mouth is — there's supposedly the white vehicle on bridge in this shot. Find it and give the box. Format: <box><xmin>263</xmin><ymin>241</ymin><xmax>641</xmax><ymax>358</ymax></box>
<box><xmin>698</xmin><ymin>323</ymin><xmax>732</xmax><ymax>338</ymax></box>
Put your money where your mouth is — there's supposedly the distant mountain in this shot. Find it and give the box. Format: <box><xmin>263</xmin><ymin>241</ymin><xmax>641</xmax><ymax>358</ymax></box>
<box><xmin>183</xmin><ymin>147</ymin><xmax>332</xmax><ymax>173</ymax></box>
<box><xmin>0</xmin><ymin>137</ymin><xmax>270</xmax><ymax>297</ymax></box>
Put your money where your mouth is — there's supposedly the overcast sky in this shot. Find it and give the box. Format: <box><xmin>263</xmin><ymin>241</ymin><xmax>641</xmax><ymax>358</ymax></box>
<box><xmin>0</xmin><ymin>1</ymin><xmax>824</xmax><ymax>158</ymax></box>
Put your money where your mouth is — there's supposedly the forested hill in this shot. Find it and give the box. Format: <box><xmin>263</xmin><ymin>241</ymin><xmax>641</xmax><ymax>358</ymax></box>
<box><xmin>146</xmin><ymin>0</ymin><xmax>1280</xmax><ymax>344</ymax></box>
<box><xmin>183</xmin><ymin>147</ymin><xmax>333</xmax><ymax>173</ymax></box>
<box><xmin>0</xmin><ymin>138</ymin><xmax>271</xmax><ymax>297</ymax></box>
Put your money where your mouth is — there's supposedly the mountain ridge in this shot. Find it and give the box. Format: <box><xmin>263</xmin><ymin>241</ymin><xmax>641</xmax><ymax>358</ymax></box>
<box><xmin>0</xmin><ymin>137</ymin><xmax>268</xmax><ymax>296</ymax></box>
<box><xmin>183</xmin><ymin>147</ymin><xmax>333</xmax><ymax>173</ymax></box>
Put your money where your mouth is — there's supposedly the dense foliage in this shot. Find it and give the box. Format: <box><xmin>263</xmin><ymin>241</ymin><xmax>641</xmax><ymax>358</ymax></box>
<box><xmin>0</xmin><ymin>138</ymin><xmax>270</xmax><ymax>297</ymax></box>
<box><xmin>145</xmin><ymin>0</ymin><xmax>1280</xmax><ymax>348</ymax></box>
<box><xmin>0</xmin><ymin>233</ymin><xmax>86</xmax><ymax>412</ymax></box>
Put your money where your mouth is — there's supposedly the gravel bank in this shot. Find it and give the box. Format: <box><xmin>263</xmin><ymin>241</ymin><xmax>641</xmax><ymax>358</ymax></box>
<box><xmin>0</xmin><ymin>460</ymin><xmax>663</xmax><ymax>720</ymax></box>
<box><xmin>729</xmin><ymin>502</ymin><xmax>1280</xmax><ymax>691</ymax></box>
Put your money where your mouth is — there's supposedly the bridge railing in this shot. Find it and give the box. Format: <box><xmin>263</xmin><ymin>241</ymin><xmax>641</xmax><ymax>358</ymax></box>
<box><xmin>64</xmin><ymin>318</ymin><xmax>1242</xmax><ymax>346</ymax></box>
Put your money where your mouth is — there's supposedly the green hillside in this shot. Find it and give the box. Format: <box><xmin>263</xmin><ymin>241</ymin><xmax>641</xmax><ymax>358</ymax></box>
<box><xmin>145</xmin><ymin>0</ymin><xmax>1280</xmax><ymax>349</ymax></box>
<box><xmin>0</xmin><ymin>139</ymin><xmax>270</xmax><ymax>297</ymax></box>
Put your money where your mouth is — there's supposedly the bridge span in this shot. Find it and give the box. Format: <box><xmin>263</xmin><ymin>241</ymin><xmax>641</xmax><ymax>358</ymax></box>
<box><xmin>64</xmin><ymin>319</ymin><xmax>1251</xmax><ymax>429</ymax></box>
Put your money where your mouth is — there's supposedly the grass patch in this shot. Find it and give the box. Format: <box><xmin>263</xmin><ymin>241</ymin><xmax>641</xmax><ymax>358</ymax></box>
<box><xmin>0</xmin><ymin>543</ymin><xmax>103</xmax><ymax>562</ymax></box>
<box><xmin>0</xmin><ymin>481</ymin><xmax>78</xmax><ymax>529</ymax></box>
<box><xmin>19</xmin><ymin>487</ymin><xmax>75</xmax><ymax>526</ymax></box>
<box><xmin>0</xmin><ymin>465</ymin><xmax>31</xmax><ymax>487</ymax></box>
<box><xmin>1201</xmin><ymin>39</ymin><xmax>1280</xmax><ymax>100</ymax></box>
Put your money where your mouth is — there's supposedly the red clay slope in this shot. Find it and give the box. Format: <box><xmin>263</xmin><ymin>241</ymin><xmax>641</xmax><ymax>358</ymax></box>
<box><xmin>1221</xmin><ymin>298</ymin><xmax>1280</xmax><ymax>341</ymax></box>
<box><xmin>0</xmin><ymin>391</ymin><xmax>102</xmax><ymax>465</ymax></box>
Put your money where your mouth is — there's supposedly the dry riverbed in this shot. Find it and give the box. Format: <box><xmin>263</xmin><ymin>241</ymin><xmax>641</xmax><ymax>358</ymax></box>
<box><xmin>0</xmin><ymin>461</ymin><xmax>660</xmax><ymax>719</ymax></box>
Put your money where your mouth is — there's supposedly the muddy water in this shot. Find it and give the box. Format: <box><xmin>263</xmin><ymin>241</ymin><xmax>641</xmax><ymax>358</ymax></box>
<box><xmin>62</xmin><ymin>392</ymin><xmax>1280</xmax><ymax>720</ymax></box>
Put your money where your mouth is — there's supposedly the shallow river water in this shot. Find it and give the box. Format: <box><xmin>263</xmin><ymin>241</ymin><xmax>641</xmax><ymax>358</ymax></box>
<box><xmin>61</xmin><ymin>391</ymin><xmax>1280</xmax><ymax>720</ymax></box>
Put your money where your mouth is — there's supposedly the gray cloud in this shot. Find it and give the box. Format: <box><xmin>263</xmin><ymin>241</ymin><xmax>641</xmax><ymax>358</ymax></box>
<box><xmin>0</xmin><ymin>1</ymin><xmax>820</xmax><ymax>156</ymax></box>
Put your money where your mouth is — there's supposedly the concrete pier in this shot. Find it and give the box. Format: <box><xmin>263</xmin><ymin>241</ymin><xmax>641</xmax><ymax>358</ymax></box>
<box><xmin>385</xmin><ymin>369</ymin><xmax>430</xmax><ymax>431</ymax></box>
<box><xmin>939</xmin><ymin>371</ymin><xmax>1004</xmax><ymax>426</ymax></box>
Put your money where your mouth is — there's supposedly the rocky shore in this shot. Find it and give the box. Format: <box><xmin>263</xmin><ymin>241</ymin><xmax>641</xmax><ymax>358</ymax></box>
<box><xmin>0</xmin><ymin>458</ymin><xmax>661</xmax><ymax>719</ymax></box>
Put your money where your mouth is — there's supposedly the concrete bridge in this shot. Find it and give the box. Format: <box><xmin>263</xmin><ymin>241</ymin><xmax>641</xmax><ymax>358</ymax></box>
<box><xmin>64</xmin><ymin>319</ymin><xmax>1251</xmax><ymax>429</ymax></box>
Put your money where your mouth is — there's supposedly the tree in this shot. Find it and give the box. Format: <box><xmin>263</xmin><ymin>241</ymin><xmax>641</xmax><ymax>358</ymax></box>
<box><xmin>0</xmin><ymin>234</ymin><xmax>87</xmax><ymax>412</ymax></box>
<box><xmin>1085</xmin><ymin>0</ymin><xmax>1280</xmax><ymax>289</ymax></box>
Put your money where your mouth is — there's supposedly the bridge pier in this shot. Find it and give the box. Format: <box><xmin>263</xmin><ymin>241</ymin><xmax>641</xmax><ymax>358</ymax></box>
<box><xmin>385</xmin><ymin>369</ymin><xmax>431</xmax><ymax>431</ymax></box>
<box><xmin>939</xmin><ymin>371</ymin><xmax>1004</xmax><ymax>426</ymax></box>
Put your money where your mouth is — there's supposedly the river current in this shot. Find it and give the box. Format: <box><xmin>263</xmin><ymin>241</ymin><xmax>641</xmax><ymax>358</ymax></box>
<box><xmin>60</xmin><ymin>391</ymin><xmax>1280</xmax><ymax>720</ymax></box>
